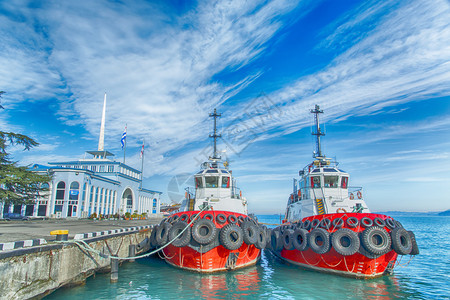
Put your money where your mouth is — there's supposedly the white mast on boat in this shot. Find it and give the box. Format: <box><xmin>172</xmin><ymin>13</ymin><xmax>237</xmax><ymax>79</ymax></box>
<box><xmin>311</xmin><ymin>104</ymin><xmax>325</xmax><ymax>159</ymax></box>
<box><xmin>209</xmin><ymin>108</ymin><xmax>222</xmax><ymax>160</ymax></box>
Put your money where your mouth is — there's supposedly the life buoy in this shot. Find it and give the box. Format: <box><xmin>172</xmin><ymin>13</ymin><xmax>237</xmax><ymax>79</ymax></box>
<box><xmin>331</xmin><ymin>228</ymin><xmax>360</xmax><ymax>256</ymax></box>
<box><xmin>290</xmin><ymin>194</ymin><xmax>294</xmax><ymax>200</ymax></box>
<box><xmin>241</xmin><ymin>221</ymin><xmax>258</xmax><ymax>245</ymax></box>
<box><xmin>390</xmin><ymin>227</ymin><xmax>412</xmax><ymax>255</ymax></box>
<box><xmin>192</xmin><ymin>218</ymin><xmax>217</xmax><ymax>245</ymax></box>
<box><xmin>220</xmin><ymin>223</ymin><xmax>244</xmax><ymax>250</ymax></box>
<box><xmin>332</xmin><ymin>217</ymin><xmax>344</xmax><ymax>229</ymax></box>
<box><xmin>255</xmin><ymin>227</ymin><xmax>267</xmax><ymax>250</ymax></box>
<box><xmin>184</xmin><ymin>191</ymin><xmax>188</xmax><ymax>199</ymax></box>
<box><xmin>357</xmin><ymin>191</ymin><xmax>362</xmax><ymax>199</ymax></box>
<box><xmin>308</xmin><ymin>228</ymin><xmax>331</xmax><ymax>254</ymax></box>
<box><xmin>168</xmin><ymin>221</ymin><xmax>191</xmax><ymax>247</ymax></box>
<box><xmin>336</xmin><ymin>208</ymin><xmax>347</xmax><ymax>213</ymax></box>
<box><xmin>292</xmin><ymin>228</ymin><xmax>308</xmax><ymax>251</ymax></box>
<box><xmin>349</xmin><ymin>193</ymin><xmax>354</xmax><ymax>200</ymax></box>
<box><xmin>361</xmin><ymin>217</ymin><xmax>373</xmax><ymax>228</ymax></box>
<box><xmin>216</xmin><ymin>213</ymin><xmax>227</xmax><ymax>224</ymax></box>
<box><xmin>282</xmin><ymin>229</ymin><xmax>294</xmax><ymax>250</ymax></box>
<box><xmin>239</xmin><ymin>190</ymin><xmax>242</xmax><ymax>198</ymax></box>
<box><xmin>297</xmin><ymin>189</ymin><xmax>302</xmax><ymax>198</ymax></box>
<box><xmin>361</xmin><ymin>226</ymin><xmax>391</xmax><ymax>255</ymax></box>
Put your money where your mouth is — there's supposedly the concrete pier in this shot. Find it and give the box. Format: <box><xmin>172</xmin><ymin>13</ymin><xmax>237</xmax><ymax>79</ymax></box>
<box><xmin>0</xmin><ymin>218</ymin><xmax>162</xmax><ymax>299</ymax></box>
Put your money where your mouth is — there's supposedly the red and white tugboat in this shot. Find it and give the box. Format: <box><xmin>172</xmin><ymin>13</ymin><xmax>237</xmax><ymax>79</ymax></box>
<box><xmin>269</xmin><ymin>105</ymin><xmax>419</xmax><ymax>278</ymax></box>
<box><xmin>153</xmin><ymin>109</ymin><xmax>266</xmax><ymax>272</ymax></box>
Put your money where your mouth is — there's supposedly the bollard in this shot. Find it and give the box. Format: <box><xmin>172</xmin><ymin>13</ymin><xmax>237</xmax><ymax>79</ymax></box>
<box><xmin>50</xmin><ymin>230</ymin><xmax>69</xmax><ymax>241</ymax></box>
<box><xmin>111</xmin><ymin>258</ymin><xmax>119</xmax><ymax>283</ymax></box>
<box><xmin>129</xmin><ymin>244</ymin><xmax>136</xmax><ymax>262</ymax></box>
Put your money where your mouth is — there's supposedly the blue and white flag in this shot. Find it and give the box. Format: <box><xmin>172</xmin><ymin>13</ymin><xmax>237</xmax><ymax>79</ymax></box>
<box><xmin>121</xmin><ymin>126</ymin><xmax>127</xmax><ymax>149</ymax></box>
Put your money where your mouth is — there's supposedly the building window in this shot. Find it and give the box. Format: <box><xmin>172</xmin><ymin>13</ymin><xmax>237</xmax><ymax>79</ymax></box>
<box><xmin>153</xmin><ymin>198</ymin><xmax>157</xmax><ymax>207</ymax></box>
<box><xmin>126</xmin><ymin>195</ymin><xmax>132</xmax><ymax>209</ymax></box>
<box><xmin>69</xmin><ymin>181</ymin><xmax>80</xmax><ymax>204</ymax></box>
<box><xmin>55</xmin><ymin>181</ymin><xmax>65</xmax><ymax>205</ymax></box>
<box><xmin>90</xmin><ymin>165</ymin><xmax>97</xmax><ymax>172</ymax></box>
<box><xmin>81</xmin><ymin>183</ymin><xmax>87</xmax><ymax>211</ymax></box>
<box><xmin>108</xmin><ymin>165</ymin><xmax>114</xmax><ymax>172</ymax></box>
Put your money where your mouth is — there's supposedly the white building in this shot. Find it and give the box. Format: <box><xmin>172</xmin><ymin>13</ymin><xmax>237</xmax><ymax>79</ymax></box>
<box><xmin>1</xmin><ymin>94</ymin><xmax>161</xmax><ymax>219</ymax></box>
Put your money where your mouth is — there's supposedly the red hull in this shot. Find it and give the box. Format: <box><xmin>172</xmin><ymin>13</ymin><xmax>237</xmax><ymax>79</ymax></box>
<box><xmin>161</xmin><ymin>211</ymin><xmax>261</xmax><ymax>272</ymax></box>
<box><xmin>163</xmin><ymin>243</ymin><xmax>260</xmax><ymax>272</ymax></box>
<box><xmin>273</xmin><ymin>213</ymin><xmax>399</xmax><ymax>279</ymax></box>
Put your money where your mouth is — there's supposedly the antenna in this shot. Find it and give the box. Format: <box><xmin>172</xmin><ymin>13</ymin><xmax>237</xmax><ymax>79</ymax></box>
<box><xmin>209</xmin><ymin>108</ymin><xmax>222</xmax><ymax>160</ymax></box>
<box><xmin>310</xmin><ymin>104</ymin><xmax>325</xmax><ymax>158</ymax></box>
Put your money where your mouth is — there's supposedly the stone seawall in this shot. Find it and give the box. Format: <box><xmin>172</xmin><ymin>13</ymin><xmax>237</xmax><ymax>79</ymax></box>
<box><xmin>0</xmin><ymin>227</ymin><xmax>153</xmax><ymax>299</ymax></box>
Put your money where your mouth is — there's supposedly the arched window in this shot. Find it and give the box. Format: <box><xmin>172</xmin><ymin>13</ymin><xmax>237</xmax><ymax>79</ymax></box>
<box><xmin>69</xmin><ymin>182</ymin><xmax>80</xmax><ymax>201</ymax></box>
<box><xmin>56</xmin><ymin>181</ymin><xmax>66</xmax><ymax>200</ymax></box>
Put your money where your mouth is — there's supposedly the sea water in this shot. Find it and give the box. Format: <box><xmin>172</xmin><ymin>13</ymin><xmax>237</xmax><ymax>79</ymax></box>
<box><xmin>45</xmin><ymin>215</ymin><xmax>450</xmax><ymax>299</ymax></box>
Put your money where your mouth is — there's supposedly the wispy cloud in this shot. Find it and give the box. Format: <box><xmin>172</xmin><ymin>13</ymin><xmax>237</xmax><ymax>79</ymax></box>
<box><xmin>222</xmin><ymin>0</ymin><xmax>450</xmax><ymax>139</ymax></box>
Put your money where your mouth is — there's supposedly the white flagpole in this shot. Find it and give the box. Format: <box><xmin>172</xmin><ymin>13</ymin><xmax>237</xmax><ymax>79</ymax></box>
<box><xmin>140</xmin><ymin>139</ymin><xmax>145</xmax><ymax>189</ymax></box>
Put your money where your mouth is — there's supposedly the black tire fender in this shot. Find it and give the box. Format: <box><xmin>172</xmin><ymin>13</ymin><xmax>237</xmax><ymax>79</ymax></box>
<box><xmin>216</xmin><ymin>213</ymin><xmax>227</xmax><ymax>224</ymax></box>
<box><xmin>320</xmin><ymin>218</ymin><xmax>331</xmax><ymax>230</ymax></box>
<box><xmin>374</xmin><ymin>217</ymin><xmax>386</xmax><ymax>228</ymax></box>
<box><xmin>292</xmin><ymin>228</ymin><xmax>308</xmax><ymax>251</ymax></box>
<box><xmin>156</xmin><ymin>222</ymin><xmax>172</xmax><ymax>246</ymax></box>
<box><xmin>220</xmin><ymin>223</ymin><xmax>244</xmax><ymax>250</ymax></box>
<box><xmin>241</xmin><ymin>221</ymin><xmax>258</xmax><ymax>245</ymax></box>
<box><xmin>191</xmin><ymin>218</ymin><xmax>217</xmax><ymax>245</ymax></box>
<box><xmin>311</xmin><ymin>218</ymin><xmax>320</xmax><ymax>229</ymax></box>
<box><xmin>255</xmin><ymin>227</ymin><xmax>267</xmax><ymax>250</ymax></box>
<box><xmin>168</xmin><ymin>221</ymin><xmax>191</xmax><ymax>247</ymax></box>
<box><xmin>270</xmin><ymin>229</ymin><xmax>283</xmax><ymax>251</ymax></box>
<box><xmin>391</xmin><ymin>227</ymin><xmax>412</xmax><ymax>255</ymax></box>
<box><xmin>308</xmin><ymin>228</ymin><xmax>331</xmax><ymax>254</ymax></box>
<box><xmin>331</xmin><ymin>228</ymin><xmax>360</xmax><ymax>256</ymax></box>
<box><xmin>332</xmin><ymin>217</ymin><xmax>344</xmax><ymax>229</ymax></box>
<box><xmin>361</xmin><ymin>226</ymin><xmax>391</xmax><ymax>255</ymax></box>
<box><xmin>228</xmin><ymin>214</ymin><xmax>238</xmax><ymax>224</ymax></box>
<box><xmin>361</xmin><ymin>217</ymin><xmax>373</xmax><ymax>228</ymax></box>
<box><xmin>385</xmin><ymin>218</ymin><xmax>396</xmax><ymax>230</ymax></box>
<box><xmin>282</xmin><ymin>229</ymin><xmax>294</xmax><ymax>250</ymax></box>
<box><xmin>302</xmin><ymin>219</ymin><xmax>311</xmax><ymax>230</ymax></box>
<box><xmin>346</xmin><ymin>217</ymin><xmax>359</xmax><ymax>228</ymax></box>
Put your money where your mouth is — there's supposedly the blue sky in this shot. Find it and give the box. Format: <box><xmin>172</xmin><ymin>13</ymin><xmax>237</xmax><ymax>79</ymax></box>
<box><xmin>1</xmin><ymin>0</ymin><xmax>449</xmax><ymax>214</ymax></box>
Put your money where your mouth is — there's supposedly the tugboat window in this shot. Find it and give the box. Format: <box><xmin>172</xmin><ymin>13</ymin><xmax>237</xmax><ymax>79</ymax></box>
<box><xmin>341</xmin><ymin>177</ymin><xmax>348</xmax><ymax>189</ymax></box>
<box><xmin>222</xmin><ymin>177</ymin><xmax>230</xmax><ymax>188</ymax></box>
<box><xmin>205</xmin><ymin>176</ymin><xmax>218</xmax><ymax>188</ymax></box>
<box><xmin>324</xmin><ymin>176</ymin><xmax>338</xmax><ymax>188</ymax></box>
<box><xmin>195</xmin><ymin>177</ymin><xmax>203</xmax><ymax>188</ymax></box>
<box><xmin>311</xmin><ymin>176</ymin><xmax>321</xmax><ymax>188</ymax></box>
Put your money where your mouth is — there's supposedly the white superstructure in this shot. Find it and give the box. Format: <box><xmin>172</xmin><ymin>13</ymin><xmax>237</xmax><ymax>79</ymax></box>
<box><xmin>285</xmin><ymin>105</ymin><xmax>369</xmax><ymax>222</ymax></box>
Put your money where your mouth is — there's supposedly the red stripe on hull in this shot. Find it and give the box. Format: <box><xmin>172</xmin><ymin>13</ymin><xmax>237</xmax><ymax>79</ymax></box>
<box><xmin>163</xmin><ymin>243</ymin><xmax>261</xmax><ymax>273</ymax></box>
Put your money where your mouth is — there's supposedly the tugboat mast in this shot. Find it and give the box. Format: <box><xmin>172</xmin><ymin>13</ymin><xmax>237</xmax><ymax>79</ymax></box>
<box><xmin>311</xmin><ymin>104</ymin><xmax>325</xmax><ymax>158</ymax></box>
<box><xmin>209</xmin><ymin>108</ymin><xmax>222</xmax><ymax>160</ymax></box>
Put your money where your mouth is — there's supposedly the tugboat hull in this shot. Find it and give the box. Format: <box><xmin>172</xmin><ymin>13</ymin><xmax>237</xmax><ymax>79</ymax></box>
<box><xmin>154</xmin><ymin>211</ymin><xmax>266</xmax><ymax>273</ymax></box>
<box><xmin>270</xmin><ymin>213</ymin><xmax>416</xmax><ymax>279</ymax></box>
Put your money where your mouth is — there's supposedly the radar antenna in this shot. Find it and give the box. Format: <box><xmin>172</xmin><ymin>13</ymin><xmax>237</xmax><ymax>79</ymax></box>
<box><xmin>209</xmin><ymin>108</ymin><xmax>222</xmax><ymax>160</ymax></box>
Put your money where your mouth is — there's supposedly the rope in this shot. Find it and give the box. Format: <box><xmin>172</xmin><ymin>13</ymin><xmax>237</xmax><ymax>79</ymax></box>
<box><xmin>54</xmin><ymin>205</ymin><xmax>210</xmax><ymax>261</ymax></box>
<box><xmin>343</xmin><ymin>256</ymin><xmax>356</xmax><ymax>273</ymax></box>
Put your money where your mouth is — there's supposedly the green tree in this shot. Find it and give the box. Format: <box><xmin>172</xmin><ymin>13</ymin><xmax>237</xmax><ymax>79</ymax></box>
<box><xmin>0</xmin><ymin>92</ymin><xmax>51</xmax><ymax>205</ymax></box>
